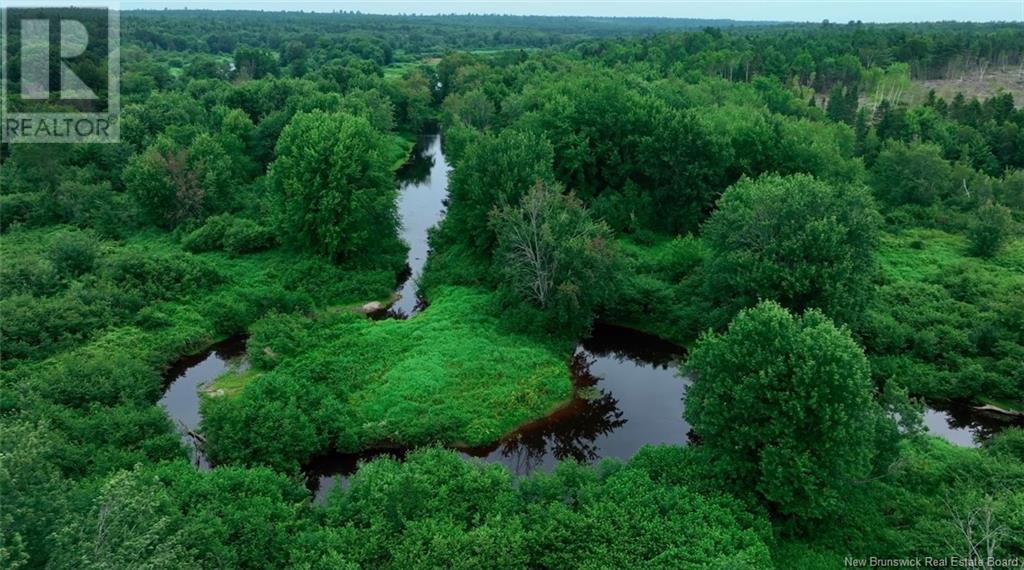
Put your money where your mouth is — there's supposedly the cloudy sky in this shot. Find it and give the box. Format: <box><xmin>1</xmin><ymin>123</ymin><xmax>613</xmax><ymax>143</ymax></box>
<box><xmin>116</xmin><ymin>1</ymin><xmax>1023</xmax><ymax>23</ymax></box>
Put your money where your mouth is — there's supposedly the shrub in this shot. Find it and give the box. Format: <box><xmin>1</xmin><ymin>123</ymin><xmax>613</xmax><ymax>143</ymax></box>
<box><xmin>181</xmin><ymin>215</ymin><xmax>233</xmax><ymax>252</ymax></box>
<box><xmin>222</xmin><ymin>218</ymin><xmax>276</xmax><ymax>254</ymax></box>
<box><xmin>48</xmin><ymin>231</ymin><xmax>100</xmax><ymax>278</ymax></box>
<box><xmin>246</xmin><ymin>312</ymin><xmax>312</xmax><ymax>370</ymax></box>
<box><xmin>968</xmin><ymin>201</ymin><xmax>1013</xmax><ymax>258</ymax></box>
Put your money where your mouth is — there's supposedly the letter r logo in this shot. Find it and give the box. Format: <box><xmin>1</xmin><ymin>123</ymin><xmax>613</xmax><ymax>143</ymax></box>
<box><xmin>20</xmin><ymin>18</ymin><xmax>98</xmax><ymax>100</ymax></box>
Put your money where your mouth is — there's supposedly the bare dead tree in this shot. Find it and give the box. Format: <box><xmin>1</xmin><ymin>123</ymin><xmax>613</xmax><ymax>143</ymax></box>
<box><xmin>498</xmin><ymin>184</ymin><xmax>558</xmax><ymax>308</ymax></box>
<box><xmin>942</xmin><ymin>492</ymin><xmax>1009</xmax><ymax>568</ymax></box>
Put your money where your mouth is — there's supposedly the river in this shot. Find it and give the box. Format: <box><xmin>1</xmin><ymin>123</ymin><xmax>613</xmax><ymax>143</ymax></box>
<box><xmin>157</xmin><ymin>132</ymin><xmax>1020</xmax><ymax>501</ymax></box>
<box><xmin>388</xmin><ymin>134</ymin><xmax>449</xmax><ymax>317</ymax></box>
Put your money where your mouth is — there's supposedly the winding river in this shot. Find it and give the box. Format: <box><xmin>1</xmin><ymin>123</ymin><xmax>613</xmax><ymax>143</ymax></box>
<box><xmin>307</xmin><ymin>322</ymin><xmax>691</xmax><ymax>501</ymax></box>
<box><xmin>158</xmin><ymin>336</ymin><xmax>247</xmax><ymax>469</ymax></box>
<box><xmin>158</xmin><ymin>132</ymin><xmax>1022</xmax><ymax>500</ymax></box>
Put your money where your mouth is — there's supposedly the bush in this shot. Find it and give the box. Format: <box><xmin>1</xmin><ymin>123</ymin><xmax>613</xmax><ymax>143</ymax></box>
<box><xmin>29</xmin><ymin>352</ymin><xmax>162</xmax><ymax>408</ymax></box>
<box><xmin>181</xmin><ymin>215</ymin><xmax>233</xmax><ymax>252</ymax></box>
<box><xmin>985</xmin><ymin>428</ymin><xmax>1024</xmax><ymax>462</ymax></box>
<box><xmin>181</xmin><ymin>215</ymin><xmax>276</xmax><ymax>255</ymax></box>
<box><xmin>48</xmin><ymin>231</ymin><xmax>100</xmax><ymax>278</ymax></box>
<box><xmin>104</xmin><ymin>250</ymin><xmax>223</xmax><ymax>301</ymax></box>
<box><xmin>968</xmin><ymin>201</ymin><xmax>1013</xmax><ymax>258</ymax></box>
<box><xmin>246</xmin><ymin>312</ymin><xmax>313</xmax><ymax>370</ymax></box>
<box><xmin>0</xmin><ymin>193</ymin><xmax>48</xmax><ymax>231</ymax></box>
<box><xmin>222</xmin><ymin>218</ymin><xmax>276</xmax><ymax>254</ymax></box>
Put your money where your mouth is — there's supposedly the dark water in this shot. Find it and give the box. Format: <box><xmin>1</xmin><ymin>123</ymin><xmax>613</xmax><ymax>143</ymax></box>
<box><xmin>157</xmin><ymin>131</ymin><xmax>1020</xmax><ymax>500</ymax></box>
<box><xmin>924</xmin><ymin>401</ymin><xmax>1024</xmax><ymax>447</ymax></box>
<box><xmin>388</xmin><ymin>134</ymin><xmax>449</xmax><ymax>318</ymax></box>
<box><xmin>157</xmin><ymin>136</ymin><xmax>449</xmax><ymax>469</ymax></box>
<box><xmin>158</xmin><ymin>337</ymin><xmax>248</xmax><ymax>468</ymax></box>
<box><xmin>307</xmin><ymin>323</ymin><xmax>691</xmax><ymax>502</ymax></box>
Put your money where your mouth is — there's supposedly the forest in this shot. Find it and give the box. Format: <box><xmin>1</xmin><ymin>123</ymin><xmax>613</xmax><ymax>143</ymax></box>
<box><xmin>1</xmin><ymin>7</ymin><xmax>1023</xmax><ymax>569</ymax></box>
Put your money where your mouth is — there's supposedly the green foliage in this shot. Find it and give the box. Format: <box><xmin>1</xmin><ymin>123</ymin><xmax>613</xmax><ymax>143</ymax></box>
<box><xmin>246</xmin><ymin>311</ymin><xmax>314</xmax><ymax>370</ymax></box>
<box><xmin>181</xmin><ymin>214</ymin><xmax>276</xmax><ymax>255</ymax></box>
<box><xmin>985</xmin><ymin>428</ymin><xmax>1024</xmax><ymax>462</ymax></box>
<box><xmin>202</xmin><ymin>287</ymin><xmax>573</xmax><ymax>471</ymax></box>
<box><xmin>866</xmin><ymin>228</ymin><xmax>1024</xmax><ymax>403</ymax></box>
<box><xmin>442</xmin><ymin>89</ymin><xmax>496</xmax><ymax>129</ymax></box>
<box><xmin>0</xmin><ymin>421</ymin><xmax>69</xmax><ymax>569</ymax></box>
<box><xmin>307</xmin><ymin>448</ymin><xmax>773</xmax><ymax>569</ymax></box>
<box><xmin>968</xmin><ymin>201</ymin><xmax>1013</xmax><ymax>258</ymax></box>
<box><xmin>702</xmin><ymin>173</ymin><xmax>881</xmax><ymax>327</ymax></box>
<box><xmin>871</xmin><ymin>141</ymin><xmax>952</xmax><ymax>206</ymax></box>
<box><xmin>49</xmin><ymin>468</ymin><xmax>199</xmax><ymax>569</ymax></box>
<box><xmin>439</xmin><ymin>129</ymin><xmax>556</xmax><ymax>260</ymax></box>
<box><xmin>47</xmin><ymin>230</ymin><xmax>100</xmax><ymax>278</ymax></box>
<box><xmin>492</xmin><ymin>182</ymin><xmax>619</xmax><ymax>336</ymax></box>
<box><xmin>5</xmin><ymin>11</ymin><xmax>1024</xmax><ymax>568</ymax></box>
<box><xmin>269</xmin><ymin>111</ymin><xmax>401</xmax><ymax>262</ymax></box>
<box><xmin>148</xmin><ymin>462</ymin><xmax>309</xmax><ymax>569</ymax></box>
<box><xmin>686</xmin><ymin>301</ymin><xmax>889</xmax><ymax>520</ymax></box>
<box><xmin>125</xmin><ymin>134</ymin><xmax>234</xmax><ymax>229</ymax></box>
<box><xmin>600</xmin><ymin>235</ymin><xmax>710</xmax><ymax>343</ymax></box>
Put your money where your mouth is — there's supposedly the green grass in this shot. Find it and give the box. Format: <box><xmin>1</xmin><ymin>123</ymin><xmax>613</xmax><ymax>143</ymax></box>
<box><xmin>877</xmin><ymin>227</ymin><xmax>972</xmax><ymax>282</ymax></box>
<box><xmin>203</xmin><ymin>286</ymin><xmax>575</xmax><ymax>463</ymax></box>
<box><xmin>207</xmin><ymin>367</ymin><xmax>260</xmax><ymax>398</ymax></box>
<box><xmin>878</xmin><ymin>227</ymin><xmax>1023</xmax><ymax>282</ymax></box>
<box><xmin>383</xmin><ymin>62</ymin><xmax>422</xmax><ymax>79</ymax></box>
<box><xmin>385</xmin><ymin>132</ymin><xmax>417</xmax><ymax>170</ymax></box>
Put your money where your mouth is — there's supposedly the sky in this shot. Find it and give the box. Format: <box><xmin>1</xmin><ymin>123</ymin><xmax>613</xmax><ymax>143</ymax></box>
<box><xmin>114</xmin><ymin>1</ymin><xmax>1024</xmax><ymax>24</ymax></box>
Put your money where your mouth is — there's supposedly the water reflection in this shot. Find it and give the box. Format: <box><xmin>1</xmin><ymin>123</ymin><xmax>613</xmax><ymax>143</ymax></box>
<box><xmin>459</xmin><ymin>352</ymin><xmax>628</xmax><ymax>472</ymax></box>
<box><xmin>159</xmin><ymin>336</ymin><xmax>248</xmax><ymax>469</ymax></box>
<box><xmin>388</xmin><ymin>134</ymin><xmax>449</xmax><ymax>318</ymax></box>
<box><xmin>460</xmin><ymin>323</ymin><xmax>689</xmax><ymax>475</ymax></box>
<box><xmin>306</xmin><ymin>323</ymin><xmax>690</xmax><ymax>500</ymax></box>
<box><xmin>925</xmin><ymin>400</ymin><xmax>1024</xmax><ymax>447</ymax></box>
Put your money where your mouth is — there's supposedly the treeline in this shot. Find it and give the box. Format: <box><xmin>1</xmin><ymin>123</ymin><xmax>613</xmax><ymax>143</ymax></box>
<box><xmin>588</xmin><ymin>22</ymin><xmax>1024</xmax><ymax>86</ymax></box>
<box><xmin>124</xmin><ymin>10</ymin><xmax>771</xmax><ymax>56</ymax></box>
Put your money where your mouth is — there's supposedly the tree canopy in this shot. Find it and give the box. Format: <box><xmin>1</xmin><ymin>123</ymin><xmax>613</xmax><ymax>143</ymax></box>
<box><xmin>269</xmin><ymin>111</ymin><xmax>400</xmax><ymax>262</ymax></box>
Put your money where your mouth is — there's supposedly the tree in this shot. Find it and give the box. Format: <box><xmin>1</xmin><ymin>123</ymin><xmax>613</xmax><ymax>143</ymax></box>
<box><xmin>49</xmin><ymin>468</ymin><xmax>199</xmax><ymax>569</ymax></box>
<box><xmin>442</xmin><ymin>89</ymin><xmax>495</xmax><ymax>130</ymax></box>
<box><xmin>826</xmin><ymin>83</ymin><xmax>858</xmax><ymax>125</ymax></box>
<box><xmin>685</xmin><ymin>301</ymin><xmax>885</xmax><ymax>519</ymax></box>
<box><xmin>491</xmin><ymin>182</ymin><xmax>616</xmax><ymax>335</ymax></box>
<box><xmin>234</xmin><ymin>46</ymin><xmax>279</xmax><ymax>80</ymax></box>
<box><xmin>391</xmin><ymin>69</ymin><xmax>434</xmax><ymax>132</ymax></box>
<box><xmin>124</xmin><ymin>134</ymin><xmax>232</xmax><ymax>229</ymax></box>
<box><xmin>0</xmin><ymin>421</ymin><xmax>69</xmax><ymax>569</ymax></box>
<box><xmin>268</xmin><ymin>111</ymin><xmax>399</xmax><ymax>262</ymax></box>
<box><xmin>441</xmin><ymin>129</ymin><xmax>556</xmax><ymax>259</ymax></box>
<box><xmin>702</xmin><ymin>173</ymin><xmax>881</xmax><ymax>327</ymax></box>
<box><xmin>870</xmin><ymin>141</ymin><xmax>952</xmax><ymax>206</ymax></box>
<box><xmin>968</xmin><ymin>201</ymin><xmax>1013</xmax><ymax>258</ymax></box>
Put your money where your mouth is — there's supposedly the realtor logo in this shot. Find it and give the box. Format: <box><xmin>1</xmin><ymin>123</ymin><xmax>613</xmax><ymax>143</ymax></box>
<box><xmin>1</xmin><ymin>1</ymin><xmax>120</xmax><ymax>143</ymax></box>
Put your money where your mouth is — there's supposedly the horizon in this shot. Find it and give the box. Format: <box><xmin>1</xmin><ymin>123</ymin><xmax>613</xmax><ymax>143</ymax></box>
<box><xmin>116</xmin><ymin>1</ymin><xmax>1024</xmax><ymax>24</ymax></box>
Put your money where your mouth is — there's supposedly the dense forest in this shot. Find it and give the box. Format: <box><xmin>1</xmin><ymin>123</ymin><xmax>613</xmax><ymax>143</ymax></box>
<box><xmin>2</xmin><ymin>8</ymin><xmax>1023</xmax><ymax>569</ymax></box>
